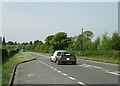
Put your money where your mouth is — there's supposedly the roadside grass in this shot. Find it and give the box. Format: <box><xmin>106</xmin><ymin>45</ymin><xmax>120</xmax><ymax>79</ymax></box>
<box><xmin>0</xmin><ymin>64</ymin><xmax>2</xmax><ymax>86</ymax></box>
<box><xmin>77</xmin><ymin>56</ymin><xmax>119</xmax><ymax>64</ymax></box>
<box><xmin>2</xmin><ymin>52</ymin><xmax>36</xmax><ymax>85</ymax></box>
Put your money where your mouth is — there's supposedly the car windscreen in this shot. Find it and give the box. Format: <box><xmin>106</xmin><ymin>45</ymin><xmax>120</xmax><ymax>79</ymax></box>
<box><xmin>61</xmin><ymin>52</ymin><xmax>70</xmax><ymax>56</ymax></box>
<box><xmin>57</xmin><ymin>52</ymin><xmax>61</xmax><ymax>56</ymax></box>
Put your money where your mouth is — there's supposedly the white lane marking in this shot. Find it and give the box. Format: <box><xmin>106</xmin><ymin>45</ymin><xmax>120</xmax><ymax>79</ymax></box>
<box><xmin>68</xmin><ymin>76</ymin><xmax>76</xmax><ymax>80</ymax></box>
<box><xmin>78</xmin><ymin>64</ymin><xmax>93</xmax><ymax>69</ymax></box>
<box><xmin>79</xmin><ymin>63</ymin><xmax>103</xmax><ymax>69</ymax></box>
<box><xmin>78</xmin><ymin>63</ymin><xmax>120</xmax><ymax>76</ymax></box>
<box><xmin>54</xmin><ymin>68</ymin><xmax>57</xmax><ymax>71</ymax></box>
<box><xmin>92</xmin><ymin>65</ymin><xmax>103</xmax><ymax>69</ymax></box>
<box><xmin>27</xmin><ymin>74</ymin><xmax>35</xmax><ymax>76</ymax></box>
<box><xmin>106</xmin><ymin>71</ymin><xmax>120</xmax><ymax>76</ymax></box>
<box><xmin>62</xmin><ymin>73</ymin><xmax>68</xmax><ymax>76</ymax></box>
<box><xmin>48</xmin><ymin>65</ymin><xmax>51</xmax><ymax>67</ymax></box>
<box><xmin>43</xmin><ymin>63</ymin><xmax>45</xmax><ymax>64</ymax></box>
<box><xmin>38</xmin><ymin>60</ymin><xmax>86</xmax><ymax>85</ymax></box>
<box><xmin>116</xmin><ymin>71</ymin><xmax>120</xmax><ymax>74</ymax></box>
<box><xmin>77</xmin><ymin>58</ymin><xmax>118</xmax><ymax>66</ymax></box>
<box><xmin>78</xmin><ymin>82</ymin><xmax>86</xmax><ymax>85</ymax></box>
<box><xmin>50</xmin><ymin>67</ymin><xmax>53</xmax><ymax>69</ymax></box>
<box><xmin>57</xmin><ymin>70</ymin><xmax>62</xmax><ymax>73</ymax></box>
<box><xmin>45</xmin><ymin>64</ymin><xmax>48</xmax><ymax>66</ymax></box>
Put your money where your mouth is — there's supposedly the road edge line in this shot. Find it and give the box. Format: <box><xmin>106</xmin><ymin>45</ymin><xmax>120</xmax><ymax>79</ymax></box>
<box><xmin>77</xmin><ymin>58</ymin><xmax>119</xmax><ymax>66</ymax></box>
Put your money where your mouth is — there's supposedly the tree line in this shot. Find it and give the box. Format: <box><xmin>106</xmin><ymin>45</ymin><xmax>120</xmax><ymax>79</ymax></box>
<box><xmin>1</xmin><ymin>30</ymin><xmax>120</xmax><ymax>59</ymax></box>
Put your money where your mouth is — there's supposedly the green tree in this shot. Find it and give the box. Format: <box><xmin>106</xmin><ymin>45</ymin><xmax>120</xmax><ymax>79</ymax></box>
<box><xmin>50</xmin><ymin>32</ymin><xmax>71</xmax><ymax>50</ymax></box>
<box><xmin>92</xmin><ymin>37</ymin><xmax>100</xmax><ymax>50</ymax></box>
<box><xmin>29</xmin><ymin>41</ymin><xmax>33</xmax><ymax>45</ymax></box>
<box><xmin>45</xmin><ymin>35</ymin><xmax>54</xmax><ymax>45</ymax></box>
<box><xmin>0</xmin><ymin>37</ymin><xmax>2</xmax><ymax>48</ymax></box>
<box><xmin>111</xmin><ymin>32</ymin><xmax>120</xmax><ymax>50</ymax></box>
<box><xmin>14</xmin><ymin>42</ymin><xmax>18</xmax><ymax>45</ymax></box>
<box><xmin>74</xmin><ymin>35</ymin><xmax>82</xmax><ymax>51</ymax></box>
<box><xmin>99</xmin><ymin>32</ymin><xmax>112</xmax><ymax>50</ymax></box>
<box><xmin>32</xmin><ymin>40</ymin><xmax>42</xmax><ymax>51</ymax></box>
<box><xmin>84</xmin><ymin>31</ymin><xmax>93</xmax><ymax>40</ymax></box>
<box><xmin>34</xmin><ymin>40</ymin><xmax>42</xmax><ymax>45</ymax></box>
<box><xmin>7</xmin><ymin>41</ymin><xmax>14</xmax><ymax>45</ymax></box>
<box><xmin>2</xmin><ymin>37</ymin><xmax>6</xmax><ymax>45</ymax></box>
<box><xmin>83</xmin><ymin>31</ymin><xmax>93</xmax><ymax>50</ymax></box>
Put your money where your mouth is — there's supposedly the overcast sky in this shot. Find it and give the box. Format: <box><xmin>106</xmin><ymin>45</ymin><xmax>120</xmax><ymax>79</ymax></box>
<box><xmin>2</xmin><ymin>1</ymin><xmax>118</xmax><ymax>43</ymax></box>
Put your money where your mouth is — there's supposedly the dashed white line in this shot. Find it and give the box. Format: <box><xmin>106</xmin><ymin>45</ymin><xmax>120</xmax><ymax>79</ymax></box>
<box><xmin>48</xmin><ymin>65</ymin><xmax>51</xmax><ymax>67</ymax></box>
<box><xmin>62</xmin><ymin>73</ymin><xmax>68</xmax><ymax>76</ymax></box>
<box><xmin>78</xmin><ymin>63</ymin><xmax>120</xmax><ymax>76</ymax></box>
<box><xmin>116</xmin><ymin>71</ymin><xmax>120</xmax><ymax>74</ymax></box>
<box><xmin>57</xmin><ymin>70</ymin><xmax>62</xmax><ymax>73</ymax></box>
<box><xmin>68</xmin><ymin>76</ymin><xmax>76</xmax><ymax>80</ymax></box>
<box><xmin>38</xmin><ymin>60</ymin><xmax>86</xmax><ymax>85</ymax></box>
<box><xmin>77</xmin><ymin>82</ymin><xmax>86</xmax><ymax>85</ymax></box>
<box><xmin>50</xmin><ymin>67</ymin><xmax>53</xmax><ymax>69</ymax></box>
<box><xmin>92</xmin><ymin>65</ymin><xmax>103</xmax><ymax>69</ymax></box>
<box><xmin>43</xmin><ymin>63</ymin><xmax>45</xmax><ymax>64</ymax></box>
<box><xmin>45</xmin><ymin>64</ymin><xmax>48</xmax><ymax>66</ymax></box>
<box><xmin>54</xmin><ymin>68</ymin><xmax>57</xmax><ymax>71</ymax></box>
<box><xmin>106</xmin><ymin>71</ymin><xmax>120</xmax><ymax>76</ymax></box>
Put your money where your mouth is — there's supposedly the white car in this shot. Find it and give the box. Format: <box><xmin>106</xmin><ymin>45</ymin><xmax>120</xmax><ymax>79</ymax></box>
<box><xmin>50</xmin><ymin>50</ymin><xmax>76</xmax><ymax>65</ymax></box>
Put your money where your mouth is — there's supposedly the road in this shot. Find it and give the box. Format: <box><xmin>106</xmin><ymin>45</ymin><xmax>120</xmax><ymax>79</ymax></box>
<box><xmin>13</xmin><ymin>52</ymin><xmax>119</xmax><ymax>86</ymax></box>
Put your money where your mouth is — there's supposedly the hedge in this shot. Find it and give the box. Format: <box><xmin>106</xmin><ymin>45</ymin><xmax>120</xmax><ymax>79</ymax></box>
<box><xmin>78</xmin><ymin>50</ymin><xmax>119</xmax><ymax>59</ymax></box>
<box><xmin>2</xmin><ymin>48</ymin><xmax>18</xmax><ymax>60</ymax></box>
<box><xmin>2</xmin><ymin>49</ymin><xmax>8</xmax><ymax>58</ymax></box>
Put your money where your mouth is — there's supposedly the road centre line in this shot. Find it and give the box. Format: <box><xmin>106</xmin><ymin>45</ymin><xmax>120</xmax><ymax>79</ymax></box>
<box><xmin>116</xmin><ymin>71</ymin><xmax>120</xmax><ymax>74</ymax></box>
<box><xmin>54</xmin><ymin>68</ymin><xmax>57</xmax><ymax>71</ymax></box>
<box><xmin>45</xmin><ymin>64</ymin><xmax>48</xmax><ymax>66</ymax></box>
<box><xmin>57</xmin><ymin>70</ymin><xmax>62</xmax><ymax>73</ymax></box>
<box><xmin>50</xmin><ymin>67</ymin><xmax>53</xmax><ymax>69</ymax></box>
<box><xmin>38</xmin><ymin>60</ymin><xmax>86</xmax><ymax>85</ymax></box>
<box><xmin>68</xmin><ymin>76</ymin><xmax>76</xmax><ymax>80</ymax></box>
<box><xmin>48</xmin><ymin>65</ymin><xmax>51</xmax><ymax>68</ymax></box>
<box><xmin>77</xmin><ymin>82</ymin><xmax>86</xmax><ymax>85</ymax></box>
<box><xmin>62</xmin><ymin>73</ymin><xmax>68</xmax><ymax>76</ymax></box>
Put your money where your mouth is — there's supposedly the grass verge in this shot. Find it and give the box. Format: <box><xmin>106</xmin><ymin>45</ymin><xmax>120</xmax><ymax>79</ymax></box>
<box><xmin>0</xmin><ymin>64</ymin><xmax>2</xmax><ymax>86</ymax></box>
<box><xmin>77</xmin><ymin>56</ymin><xmax>119</xmax><ymax>64</ymax></box>
<box><xmin>2</xmin><ymin>52</ymin><xmax>36</xmax><ymax>85</ymax></box>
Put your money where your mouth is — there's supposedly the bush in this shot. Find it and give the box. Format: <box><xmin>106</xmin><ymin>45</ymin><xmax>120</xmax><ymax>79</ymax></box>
<box><xmin>78</xmin><ymin>50</ymin><xmax>119</xmax><ymax>59</ymax></box>
<box><xmin>8</xmin><ymin>50</ymin><xmax>18</xmax><ymax>57</ymax></box>
<box><xmin>2</xmin><ymin>48</ymin><xmax>18</xmax><ymax>61</ymax></box>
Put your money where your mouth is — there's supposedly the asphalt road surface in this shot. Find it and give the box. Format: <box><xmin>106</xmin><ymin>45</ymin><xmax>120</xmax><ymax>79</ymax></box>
<box><xmin>13</xmin><ymin>52</ymin><xmax>120</xmax><ymax>86</ymax></box>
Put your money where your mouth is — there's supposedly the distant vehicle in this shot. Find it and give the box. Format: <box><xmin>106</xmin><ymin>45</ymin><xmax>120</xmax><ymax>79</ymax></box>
<box><xmin>21</xmin><ymin>49</ymin><xmax>25</xmax><ymax>52</ymax></box>
<box><xmin>15</xmin><ymin>48</ymin><xmax>20</xmax><ymax>52</ymax></box>
<box><xmin>50</xmin><ymin>50</ymin><xmax>76</xmax><ymax>65</ymax></box>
